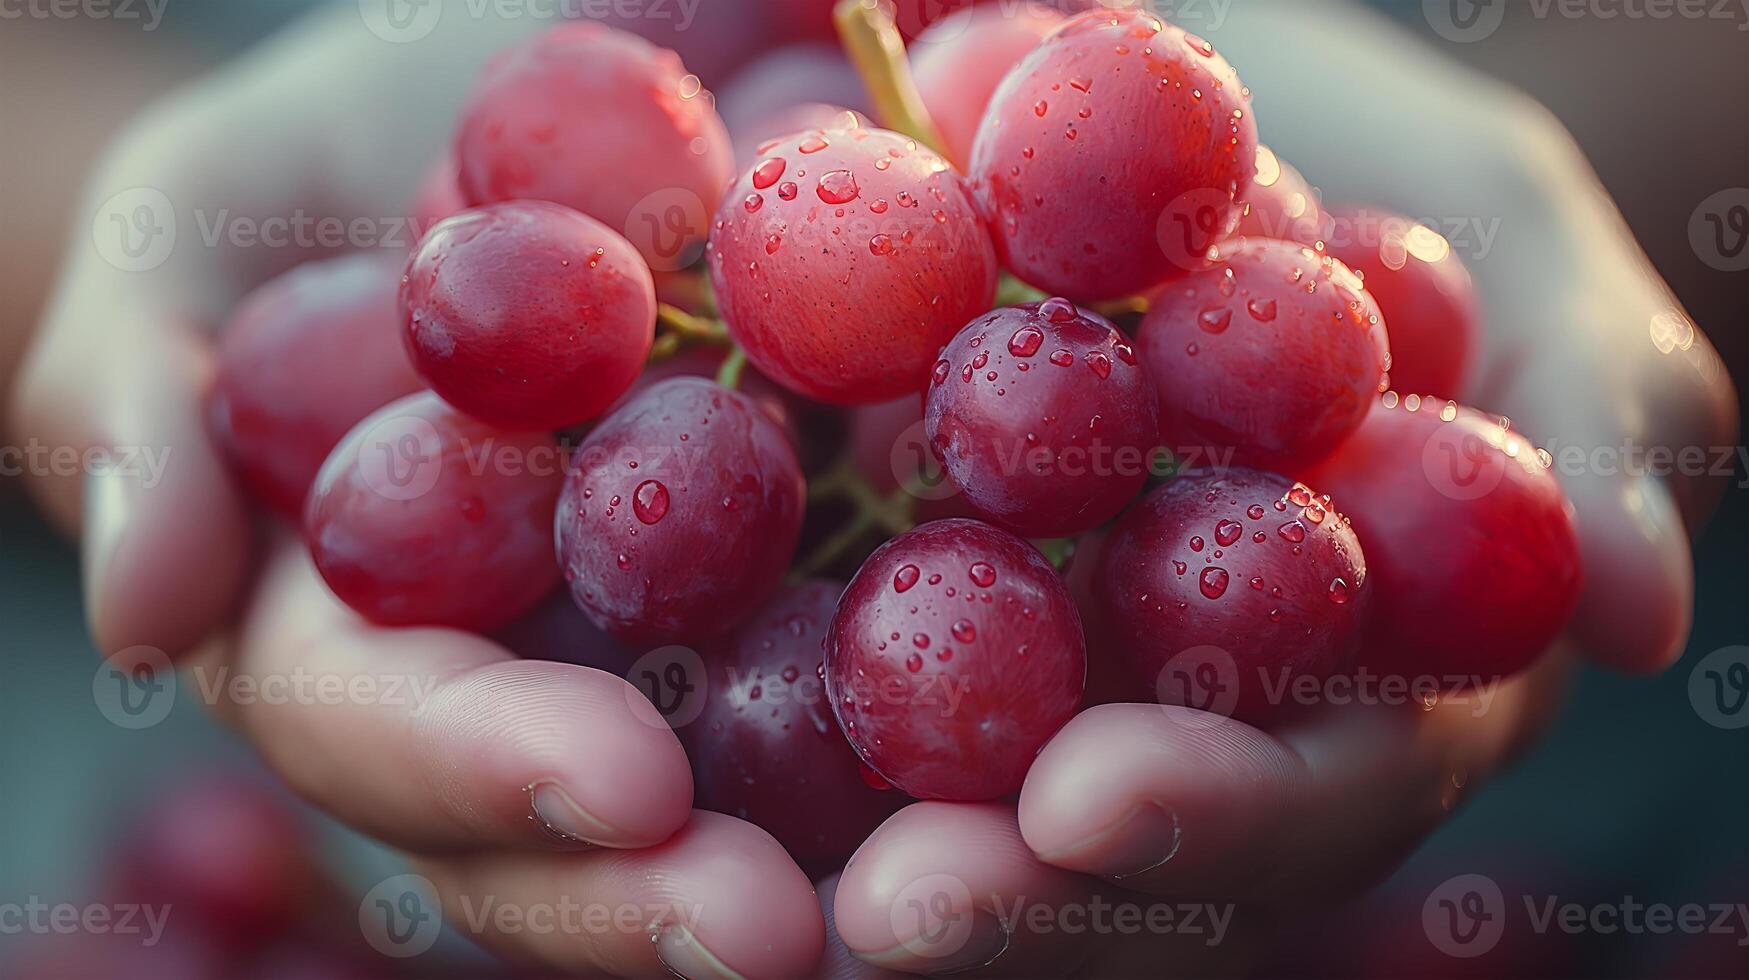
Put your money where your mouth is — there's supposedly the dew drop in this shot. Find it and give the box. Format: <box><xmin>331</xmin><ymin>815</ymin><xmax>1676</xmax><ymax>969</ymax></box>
<box><xmin>1214</xmin><ymin>519</ymin><xmax>1242</xmax><ymax>546</ymax></box>
<box><xmin>1199</xmin><ymin>307</ymin><xmax>1233</xmax><ymax>333</ymax></box>
<box><xmin>1199</xmin><ymin>567</ymin><xmax>1230</xmax><ymax>599</ymax></box>
<box><xmin>894</xmin><ymin>564</ymin><xmax>920</xmax><ymax>592</ymax></box>
<box><xmin>751</xmin><ymin>156</ymin><xmax>786</xmax><ymax>189</ymax></box>
<box><xmin>632</xmin><ymin>480</ymin><xmax>669</xmax><ymax>525</ymax></box>
<box><xmin>969</xmin><ymin>562</ymin><xmax>997</xmax><ymax>587</ymax></box>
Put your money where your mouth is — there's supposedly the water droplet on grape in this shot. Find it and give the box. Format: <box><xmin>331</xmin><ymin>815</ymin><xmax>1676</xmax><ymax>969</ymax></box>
<box><xmin>894</xmin><ymin>564</ymin><xmax>920</xmax><ymax>592</ymax></box>
<box><xmin>1199</xmin><ymin>567</ymin><xmax>1229</xmax><ymax>599</ymax></box>
<box><xmin>969</xmin><ymin>562</ymin><xmax>997</xmax><ymax>587</ymax></box>
<box><xmin>632</xmin><ymin>480</ymin><xmax>669</xmax><ymax>525</ymax></box>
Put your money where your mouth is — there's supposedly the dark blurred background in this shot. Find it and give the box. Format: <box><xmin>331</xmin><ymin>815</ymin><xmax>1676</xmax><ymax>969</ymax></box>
<box><xmin>0</xmin><ymin>0</ymin><xmax>1743</xmax><ymax>977</ymax></box>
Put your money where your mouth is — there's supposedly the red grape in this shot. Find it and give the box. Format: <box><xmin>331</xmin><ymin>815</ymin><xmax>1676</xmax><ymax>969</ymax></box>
<box><xmin>1299</xmin><ymin>394</ymin><xmax>1581</xmax><ymax>680</ymax></box>
<box><xmin>826</xmin><ymin>519</ymin><xmax>1085</xmax><ymax>800</ymax></box>
<box><xmin>910</xmin><ymin>2</ymin><xmax>1066</xmax><ymax>169</ymax></box>
<box><xmin>1230</xmin><ymin>145</ymin><xmax>1332</xmax><ymax>246</ymax></box>
<box><xmin>707</xmin><ymin>123</ymin><xmax>999</xmax><ymax>403</ymax></box>
<box><xmin>924</xmin><ymin>298</ymin><xmax>1158</xmax><ymax>537</ymax></box>
<box><xmin>557</xmin><ymin>377</ymin><xmax>806</xmax><ymax>643</ymax></box>
<box><xmin>1095</xmin><ymin>468</ymin><xmax>1368</xmax><ymax>722</ymax></box>
<box><xmin>1325</xmin><ymin>206</ymin><xmax>1478</xmax><ymax>398</ymax></box>
<box><xmin>685</xmin><ymin>581</ymin><xmax>904</xmax><ymax>865</ymax></box>
<box><xmin>207</xmin><ymin>254</ymin><xmax>423</xmax><ymax>517</ymax></box>
<box><xmin>400</xmin><ymin>201</ymin><xmax>655</xmax><ymax>431</ymax></box>
<box><xmin>305</xmin><ymin>392</ymin><xmax>562</xmax><ymax>630</ymax></box>
<box><xmin>1135</xmin><ymin>237</ymin><xmax>1389</xmax><ymax>470</ymax></box>
<box><xmin>454</xmin><ymin>23</ymin><xmax>734</xmax><ymax>270</ymax></box>
<box><xmin>968</xmin><ymin>9</ymin><xmax>1257</xmax><ymax>299</ymax></box>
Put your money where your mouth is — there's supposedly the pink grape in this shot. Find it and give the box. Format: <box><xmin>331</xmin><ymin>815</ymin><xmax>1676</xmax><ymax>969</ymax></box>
<box><xmin>557</xmin><ymin>378</ymin><xmax>806</xmax><ymax>643</ymax></box>
<box><xmin>207</xmin><ymin>254</ymin><xmax>423</xmax><ymax>517</ymax></box>
<box><xmin>707</xmin><ymin>124</ymin><xmax>999</xmax><ymax>404</ymax></box>
<box><xmin>1135</xmin><ymin>237</ymin><xmax>1389</xmax><ymax>471</ymax></box>
<box><xmin>968</xmin><ymin>9</ymin><xmax>1258</xmax><ymax>299</ymax></box>
<box><xmin>1230</xmin><ymin>145</ymin><xmax>1333</xmax><ymax>246</ymax></box>
<box><xmin>454</xmin><ymin>23</ymin><xmax>734</xmax><ymax>269</ymax></box>
<box><xmin>1300</xmin><ymin>394</ymin><xmax>1582</xmax><ymax>680</ymax></box>
<box><xmin>305</xmin><ymin>392</ymin><xmax>562</xmax><ymax>631</ymax></box>
<box><xmin>924</xmin><ymin>298</ymin><xmax>1158</xmax><ymax>537</ymax></box>
<box><xmin>826</xmin><ymin>519</ymin><xmax>1085</xmax><ymax>800</ymax></box>
<box><xmin>1095</xmin><ymin>468</ymin><xmax>1369</xmax><ymax>722</ymax></box>
<box><xmin>400</xmin><ymin>201</ymin><xmax>655</xmax><ymax>431</ymax></box>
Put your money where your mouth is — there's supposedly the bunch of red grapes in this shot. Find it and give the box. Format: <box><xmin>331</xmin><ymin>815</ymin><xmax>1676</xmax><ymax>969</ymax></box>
<box><xmin>207</xmin><ymin>2</ymin><xmax>1582</xmax><ymax>867</ymax></box>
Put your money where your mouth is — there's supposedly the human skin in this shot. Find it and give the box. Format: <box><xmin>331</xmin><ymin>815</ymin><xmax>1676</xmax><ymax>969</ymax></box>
<box><xmin>5</xmin><ymin>1</ymin><xmax>1736</xmax><ymax>976</ymax></box>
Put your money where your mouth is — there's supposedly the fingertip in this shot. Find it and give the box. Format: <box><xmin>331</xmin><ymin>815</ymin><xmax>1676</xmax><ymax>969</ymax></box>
<box><xmin>1567</xmin><ymin>473</ymin><xmax>1692</xmax><ymax>673</ymax></box>
<box><xmin>650</xmin><ymin>812</ymin><xmax>826</xmax><ymax>979</ymax></box>
<box><xmin>417</xmin><ymin>659</ymin><xmax>695</xmax><ymax>849</ymax></box>
<box><xmin>84</xmin><ymin>455</ymin><xmax>253</xmax><ymax>659</ymax></box>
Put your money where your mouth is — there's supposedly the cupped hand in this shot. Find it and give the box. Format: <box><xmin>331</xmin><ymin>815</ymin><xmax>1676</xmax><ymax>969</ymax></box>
<box><xmin>830</xmin><ymin>2</ymin><xmax>1736</xmax><ymax>975</ymax></box>
<box><xmin>7</xmin><ymin>6</ymin><xmax>826</xmax><ymax>975</ymax></box>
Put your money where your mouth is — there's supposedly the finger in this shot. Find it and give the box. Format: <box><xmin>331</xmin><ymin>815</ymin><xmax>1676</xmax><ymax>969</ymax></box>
<box><xmin>1020</xmin><ymin>652</ymin><xmax>1572</xmax><ymax>905</ymax></box>
<box><xmin>12</xmin><ymin>298</ymin><xmax>252</xmax><ymax>659</ymax></box>
<box><xmin>814</xmin><ymin>874</ymin><xmax>911</xmax><ymax>980</ymax></box>
<box><xmin>224</xmin><ymin>537</ymin><xmax>692</xmax><ymax>853</ymax></box>
<box><xmin>1496</xmin><ymin>342</ymin><xmax>1702</xmax><ymax>673</ymax></box>
<box><xmin>417</xmin><ymin>811</ymin><xmax>824</xmax><ymax>979</ymax></box>
<box><xmin>1018</xmin><ymin>703</ymin><xmax>1305</xmax><ymax>891</ymax></box>
<box><xmin>832</xmin><ymin>801</ymin><xmax>1091</xmax><ymax>976</ymax></box>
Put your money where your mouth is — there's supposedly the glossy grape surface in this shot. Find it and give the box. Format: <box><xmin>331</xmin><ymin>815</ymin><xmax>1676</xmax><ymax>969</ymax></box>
<box><xmin>707</xmin><ymin>124</ymin><xmax>998</xmax><ymax>403</ymax></box>
<box><xmin>207</xmin><ymin>254</ymin><xmax>423</xmax><ymax>517</ymax></box>
<box><xmin>1096</xmin><ymin>468</ymin><xmax>1369</xmax><ymax>721</ymax></box>
<box><xmin>685</xmin><ymin>581</ymin><xmax>904</xmax><ymax>864</ymax></box>
<box><xmin>400</xmin><ymin>201</ymin><xmax>655</xmax><ymax>431</ymax></box>
<box><xmin>968</xmin><ymin>9</ymin><xmax>1257</xmax><ymax>299</ymax></box>
<box><xmin>1136</xmin><ymin>237</ymin><xmax>1389</xmax><ymax>470</ymax></box>
<box><xmin>557</xmin><ymin>378</ymin><xmax>806</xmax><ymax>643</ymax></box>
<box><xmin>924</xmin><ymin>298</ymin><xmax>1158</xmax><ymax>537</ymax></box>
<box><xmin>454</xmin><ymin>23</ymin><xmax>734</xmax><ymax>269</ymax></box>
<box><xmin>826</xmin><ymin>519</ymin><xmax>1085</xmax><ymax>800</ymax></box>
<box><xmin>1326</xmin><ymin>206</ymin><xmax>1478</xmax><ymax>398</ymax></box>
<box><xmin>305</xmin><ymin>392</ymin><xmax>561</xmax><ymax>630</ymax></box>
<box><xmin>1299</xmin><ymin>394</ymin><xmax>1581</xmax><ymax>680</ymax></box>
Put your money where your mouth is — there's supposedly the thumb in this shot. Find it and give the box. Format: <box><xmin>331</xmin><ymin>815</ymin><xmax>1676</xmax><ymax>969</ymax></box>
<box><xmin>14</xmin><ymin>294</ymin><xmax>251</xmax><ymax>660</ymax></box>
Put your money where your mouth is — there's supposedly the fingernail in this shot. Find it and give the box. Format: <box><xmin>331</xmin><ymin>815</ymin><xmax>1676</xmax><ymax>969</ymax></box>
<box><xmin>932</xmin><ymin>912</ymin><xmax>1011</xmax><ymax>975</ymax></box>
<box><xmin>82</xmin><ymin>465</ymin><xmax>133</xmax><ymax>639</ymax></box>
<box><xmin>1045</xmin><ymin>800</ymin><xmax>1181</xmax><ymax>879</ymax></box>
<box><xmin>865</xmin><ymin>909</ymin><xmax>1010</xmax><ymax>975</ymax></box>
<box><xmin>654</xmin><ymin>924</ymin><xmax>746</xmax><ymax>980</ymax></box>
<box><xmin>528</xmin><ymin>781</ymin><xmax>619</xmax><ymax>848</ymax></box>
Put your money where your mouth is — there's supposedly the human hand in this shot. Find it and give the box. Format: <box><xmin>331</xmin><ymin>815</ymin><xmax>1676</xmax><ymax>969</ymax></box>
<box><xmin>828</xmin><ymin>2</ymin><xmax>1737</xmax><ymax>975</ymax></box>
<box><xmin>7</xmin><ymin>7</ymin><xmax>828</xmax><ymax>976</ymax></box>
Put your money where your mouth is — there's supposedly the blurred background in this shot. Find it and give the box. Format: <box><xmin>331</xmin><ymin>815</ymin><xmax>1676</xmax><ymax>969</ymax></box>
<box><xmin>0</xmin><ymin>0</ymin><xmax>1743</xmax><ymax>977</ymax></box>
